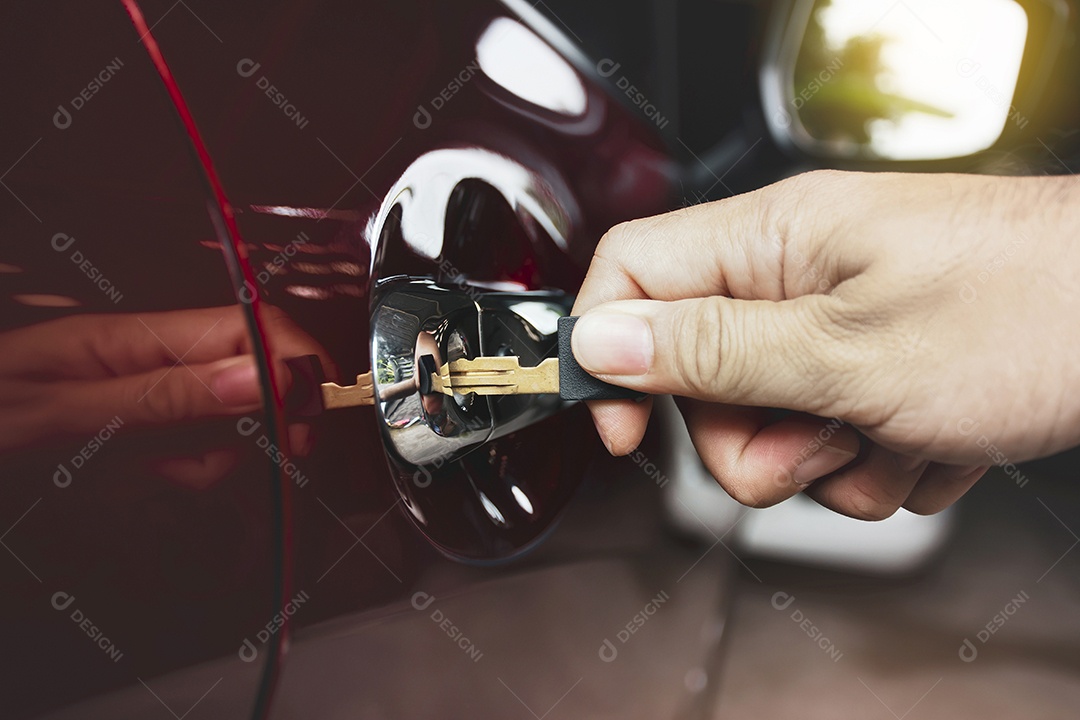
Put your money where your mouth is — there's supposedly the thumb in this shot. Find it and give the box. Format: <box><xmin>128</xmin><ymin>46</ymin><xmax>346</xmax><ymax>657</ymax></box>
<box><xmin>570</xmin><ymin>296</ymin><xmax>852</xmax><ymax>413</ymax></box>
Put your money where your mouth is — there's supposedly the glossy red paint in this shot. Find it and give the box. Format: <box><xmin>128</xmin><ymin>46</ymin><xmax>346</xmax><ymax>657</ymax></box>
<box><xmin>0</xmin><ymin>2</ymin><xmax>709</xmax><ymax>718</ymax></box>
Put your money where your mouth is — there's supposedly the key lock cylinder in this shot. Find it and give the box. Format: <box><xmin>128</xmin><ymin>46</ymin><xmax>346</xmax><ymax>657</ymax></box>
<box><xmin>370</xmin><ymin>279</ymin><xmax>573</xmax><ymax>468</ymax></box>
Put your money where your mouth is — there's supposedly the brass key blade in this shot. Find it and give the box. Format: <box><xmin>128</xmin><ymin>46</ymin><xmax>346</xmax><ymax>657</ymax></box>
<box><xmin>321</xmin><ymin>372</ymin><xmax>375</xmax><ymax>409</ymax></box>
<box><xmin>433</xmin><ymin>356</ymin><xmax>561</xmax><ymax>396</ymax></box>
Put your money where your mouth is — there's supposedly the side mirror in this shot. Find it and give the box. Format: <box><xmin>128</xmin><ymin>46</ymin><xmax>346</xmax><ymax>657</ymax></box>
<box><xmin>762</xmin><ymin>0</ymin><xmax>1069</xmax><ymax>163</ymax></box>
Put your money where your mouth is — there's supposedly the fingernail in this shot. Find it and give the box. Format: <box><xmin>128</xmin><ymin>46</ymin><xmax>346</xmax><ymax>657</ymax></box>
<box><xmin>211</xmin><ymin>357</ymin><xmax>262</xmax><ymax>406</ymax></box>
<box><xmin>792</xmin><ymin>445</ymin><xmax>857</xmax><ymax>486</ymax></box>
<box><xmin>572</xmin><ymin>312</ymin><xmax>653</xmax><ymax>375</ymax></box>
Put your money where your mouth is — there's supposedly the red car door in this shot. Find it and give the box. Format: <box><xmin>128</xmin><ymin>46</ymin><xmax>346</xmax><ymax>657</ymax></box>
<box><xmin>1</xmin><ymin>3</ymin><xmax>733</xmax><ymax>718</ymax></box>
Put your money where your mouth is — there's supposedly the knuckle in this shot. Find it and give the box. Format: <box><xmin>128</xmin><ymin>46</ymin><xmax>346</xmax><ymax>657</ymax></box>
<box><xmin>764</xmin><ymin>169</ymin><xmax>850</xmax><ymax>258</ymax></box>
<box><xmin>593</xmin><ymin>220</ymin><xmax>651</xmax><ymax>279</ymax></box>
<box><xmin>778</xmin><ymin>169</ymin><xmax>848</xmax><ymax>201</ymax></box>
<box><xmin>598</xmin><ymin>213</ymin><xmax>677</xmax><ymax>261</ymax></box>
<box><xmin>672</xmin><ymin>300</ymin><xmax>724</xmax><ymax>397</ymax></box>
<box><xmin>596</xmin><ymin>220</ymin><xmax>638</xmax><ymax>256</ymax></box>
<box><xmin>136</xmin><ymin>373</ymin><xmax>193</xmax><ymax>424</ymax></box>
<box><xmin>767</xmin><ymin>170</ymin><xmax>837</xmax><ymax>219</ymax></box>
<box><xmin>717</xmin><ymin>303</ymin><xmax>756</xmax><ymax>397</ymax></box>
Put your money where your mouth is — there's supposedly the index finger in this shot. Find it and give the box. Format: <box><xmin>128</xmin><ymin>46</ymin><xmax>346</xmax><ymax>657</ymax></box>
<box><xmin>572</xmin><ymin>170</ymin><xmax>863</xmax><ymax>318</ymax></box>
<box><xmin>570</xmin><ymin>174</ymin><xmax>845</xmax><ymax>454</ymax></box>
<box><xmin>572</xmin><ymin>187</ymin><xmax>777</xmax><ymax>318</ymax></box>
<box><xmin>569</xmin><ymin>193</ymin><xmax>775</xmax><ymax>454</ymax></box>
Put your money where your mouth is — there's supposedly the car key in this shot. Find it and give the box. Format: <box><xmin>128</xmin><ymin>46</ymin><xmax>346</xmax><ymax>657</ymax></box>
<box><xmin>286</xmin><ymin>316</ymin><xmax>643</xmax><ymax>414</ymax></box>
<box><xmin>419</xmin><ymin>317</ymin><xmax>641</xmax><ymax>401</ymax></box>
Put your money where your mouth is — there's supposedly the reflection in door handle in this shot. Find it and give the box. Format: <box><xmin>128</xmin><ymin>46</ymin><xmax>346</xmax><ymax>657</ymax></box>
<box><xmin>371</xmin><ymin>278</ymin><xmax>573</xmax><ymax>467</ymax></box>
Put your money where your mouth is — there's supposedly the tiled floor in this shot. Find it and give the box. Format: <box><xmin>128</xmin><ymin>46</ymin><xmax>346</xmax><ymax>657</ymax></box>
<box><xmin>710</xmin><ymin>454</ymin><xmax>1080</xmax><ymax>718</ymax></box>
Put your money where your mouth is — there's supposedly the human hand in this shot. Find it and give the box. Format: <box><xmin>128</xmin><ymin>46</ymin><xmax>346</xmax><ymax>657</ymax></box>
<box><xmin>571</xmin><ymin>171</ymin><xmax>1080</xmax><ymax>519</ymax></box>
<box><xmin>0</xmin><ymin>304</ymin><xmax>335</xmax><ymax>456</ymax></box>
